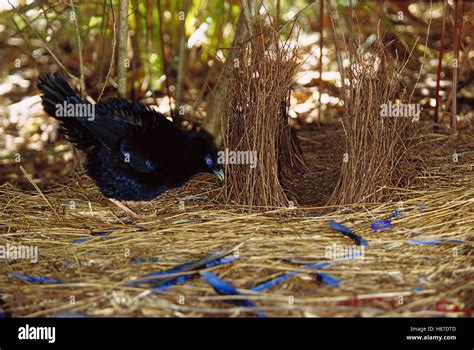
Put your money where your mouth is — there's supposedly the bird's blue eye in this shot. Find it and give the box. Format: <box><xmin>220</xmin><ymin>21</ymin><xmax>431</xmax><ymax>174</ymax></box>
<box><xmin>205</xmin><ymin>155</ymin><xmax>213</xmax><ymax>166</ymax></box>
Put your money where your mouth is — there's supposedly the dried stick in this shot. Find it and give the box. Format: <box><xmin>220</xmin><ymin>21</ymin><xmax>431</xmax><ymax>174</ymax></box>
<box><xmin>156</xmin><ymin>0</ymin><xmax>174</xmax><ymax>116</ymax></box>
<box><xmin>69</xmin><ymin>0</ymin><xmax>86</xmax><ymax>98</ymax></box>
<box><xmin>451</xmin><ymin>0</ymin><xmax>461</xmax><ymax>129</ymax></box>
<box><xmin>117</xmin><ymin>0</ymin><xmax>129</xmax><ymax>98</ymax></box>
<box><xmin>97</xmin><ymin>0</ymin><xmax>117</xmax><ymax>102</ymax></box>
<box><xmin>175</xmin><ymin>0</ymin><xmax>189</xmax><ymax>125</ymax></box>
<box><xmin>20</xmin><ymin>166</ymin><xmax>61</xmax><ymax>219</ymax></box>
<box><xmin>434</xmin><ymin>0</ymin><xmax>447</xmax><ymax>124</ymax></box>
<box><xmin>317</xmin><ymin>0</ymin><xmax>324</xmax><ymax>128</ymax></box>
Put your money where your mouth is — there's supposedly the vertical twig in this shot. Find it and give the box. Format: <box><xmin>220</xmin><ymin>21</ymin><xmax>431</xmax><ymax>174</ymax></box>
<box><xmin>348</xmin><ymin>0</ymin><xmax>353</xmax><ymax>55</ymax></box>
<box><xmin>69</xmin><ymin>0</ymin><xmax>86</xmax><ymax>98</ymax></box>
<box><xmin>409</xmin><ymin>0</ymin><xmax>432</xmax><ymax>103</ymax></box>
<box><xmin>276</xmin><ymin>0</ymin><xmax>280</xmax><ymax>29</ymax></box>
<box><xmin>97</xmin><ymin>0</ymin><xmax>116</xmax><ymax>102</ymax></box>
<box><xmin>117</xmin><ymin>0</ymin><xmax>129</xmax><ymax>98</ymax></box>
<box><xmin>175</xmin><ymin>0</ymin><xmax>188</xmax><ymax>125</ymax></box>
<box><xmin>329</xmin><ymin>12</ymin><xmax>346</xmax><ymax>105</ymax></box>
<box><xmin>317</xmin><ymin>0</ymin><xmax>324</xmax><ymax>128</ymax></box>
<box><xmin>98</xmin><ymin>0</ymin><xmax>109</xmax><ymax>86</ymax></box>
<box><xmin>145</xmin><ymin>0</ymin><xmax>153</xmax><ymax>96</ymax></box>
<box><xmin>451</xmin><ymin>0</ymin><xmax>461</xmax><ymax>129</ymax></box>
<box><xmin>156</xmin><ymin>0</ymin><xmax>174</xmax><ymax>115</ymax></box>
<box><xmin>434</xmin><ymin>0</ymin><xmax>447</xmax><ymax>124</ymax></box>
<box><xmin>130</xmin><ymin>0</ymin><xmax>143</xmax><ymax>100</ymax></box>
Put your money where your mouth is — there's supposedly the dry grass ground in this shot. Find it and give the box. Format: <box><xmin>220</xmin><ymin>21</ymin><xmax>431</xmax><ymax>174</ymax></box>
<box><xmin>0</xmin><ymin>124</ymin><xmax>472</xmax><ymax>317</ymax></box>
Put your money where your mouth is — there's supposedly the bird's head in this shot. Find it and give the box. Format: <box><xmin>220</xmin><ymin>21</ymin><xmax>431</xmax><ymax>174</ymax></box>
<box><xmin>204</xmin><ymin>152</ymin><xmax>224</xmax><ymax>181</ymax></box>
<box><xmin>187</xmin><ymin>130</ymin><xmax>224</xmax><ymax>181</ymax></box>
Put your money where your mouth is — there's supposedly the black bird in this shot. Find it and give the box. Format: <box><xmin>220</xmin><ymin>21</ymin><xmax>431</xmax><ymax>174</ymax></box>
<box><xmin>37</xmin><ymin>73</ymin><xmax>224</xmax><ymax>201</ymax></box>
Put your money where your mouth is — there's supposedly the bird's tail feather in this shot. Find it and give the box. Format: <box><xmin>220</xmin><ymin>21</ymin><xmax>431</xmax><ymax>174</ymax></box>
<box><xmin>37</xmin><ymin>73</ymin><xmax>97</xmax><ymax>151</ymax></box>
<box><xmin>37</xmin><ymin>73</ymin><xmax>83</xmax><ymax>118</ymax></box>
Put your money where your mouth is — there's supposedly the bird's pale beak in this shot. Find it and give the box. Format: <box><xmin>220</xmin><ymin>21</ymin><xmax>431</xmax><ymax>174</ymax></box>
<box><xmin>212</xmin><ymin>168</ymin><xmax>225</xmax><ymax>181</ymax></box>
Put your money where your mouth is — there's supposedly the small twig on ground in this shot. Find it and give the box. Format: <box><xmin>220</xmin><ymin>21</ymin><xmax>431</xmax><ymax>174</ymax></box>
<box><xmin>19</xmin><ymin>166</ymin><xmax>61</xmax><ymax>219</ymax></box>
<box><xmin>108</xmin><ymin>198</ymin><xmax>139</xmax><ymax>219</ymax></box>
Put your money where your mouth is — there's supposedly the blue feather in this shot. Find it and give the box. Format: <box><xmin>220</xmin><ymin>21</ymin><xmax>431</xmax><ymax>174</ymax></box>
<box><xmin>50</xmin><ymin>313</ymin><xmax>90</xmax><ymax>318</ymax></box>
<box><xmin>8</xmin><ymin>273</ymin><xmax>64</xmax><ymax>284</ymax></box>
<box><xmin>315</xmin><ymin>273</ymin><xmax>340</xmax><ymax>287</ymax></box>
<box><xmin>370</xmin><ymin>219</ymin><xmax>393</xmax><ymax>231</ymax></box>
<box><xmin>328</xmin><ymin>220</ymin><xmax>368</xmax><ymax>246</ymax></box>
<box><xmin>72</xmin><ymin>237</ymin><xmax>90</xmax><ymax>244</ymax></box>
<box><xmin>407</xmin><ymin>238</ymin><xmax>464</xmax><ymax>245</ymax></box>
<box><xmin>151</xmin><ymin>274</ymin><xmax>194</xmax><ymax>292</ymax></box>
<box><xmin>201</xmin><ymin>271</ymin><xmax>265</xmax><ymax>318</ymax></box>
<box><xmin>303</xmin><ymin>262</ymin><xmax>332</xmax><ymax>269</ymax></box>
<box><xmin>129</xmin><ymin>257</ymin><xmax>160</xmax><ymax>263</ymax></box>
<box><xmin>249</xmin><ymin>271</ymin><xmax>299</xmax><ymax>292</ymax></box>
<box><xmin>126</xmin><ymin>255</ymin><xmax>238</xmax><ymax>288</ymax></box>
<box><xmin>250</xmin><ymin>261</ymin><xmax>333</xmax><ymax>292</ymax></box>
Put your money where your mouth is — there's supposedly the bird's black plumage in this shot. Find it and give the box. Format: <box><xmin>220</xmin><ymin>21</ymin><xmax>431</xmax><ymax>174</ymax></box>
<box><xmin>37</xmin><ymin>73</ymin><xmax>223</xmax><ymax>200</ymax></box>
